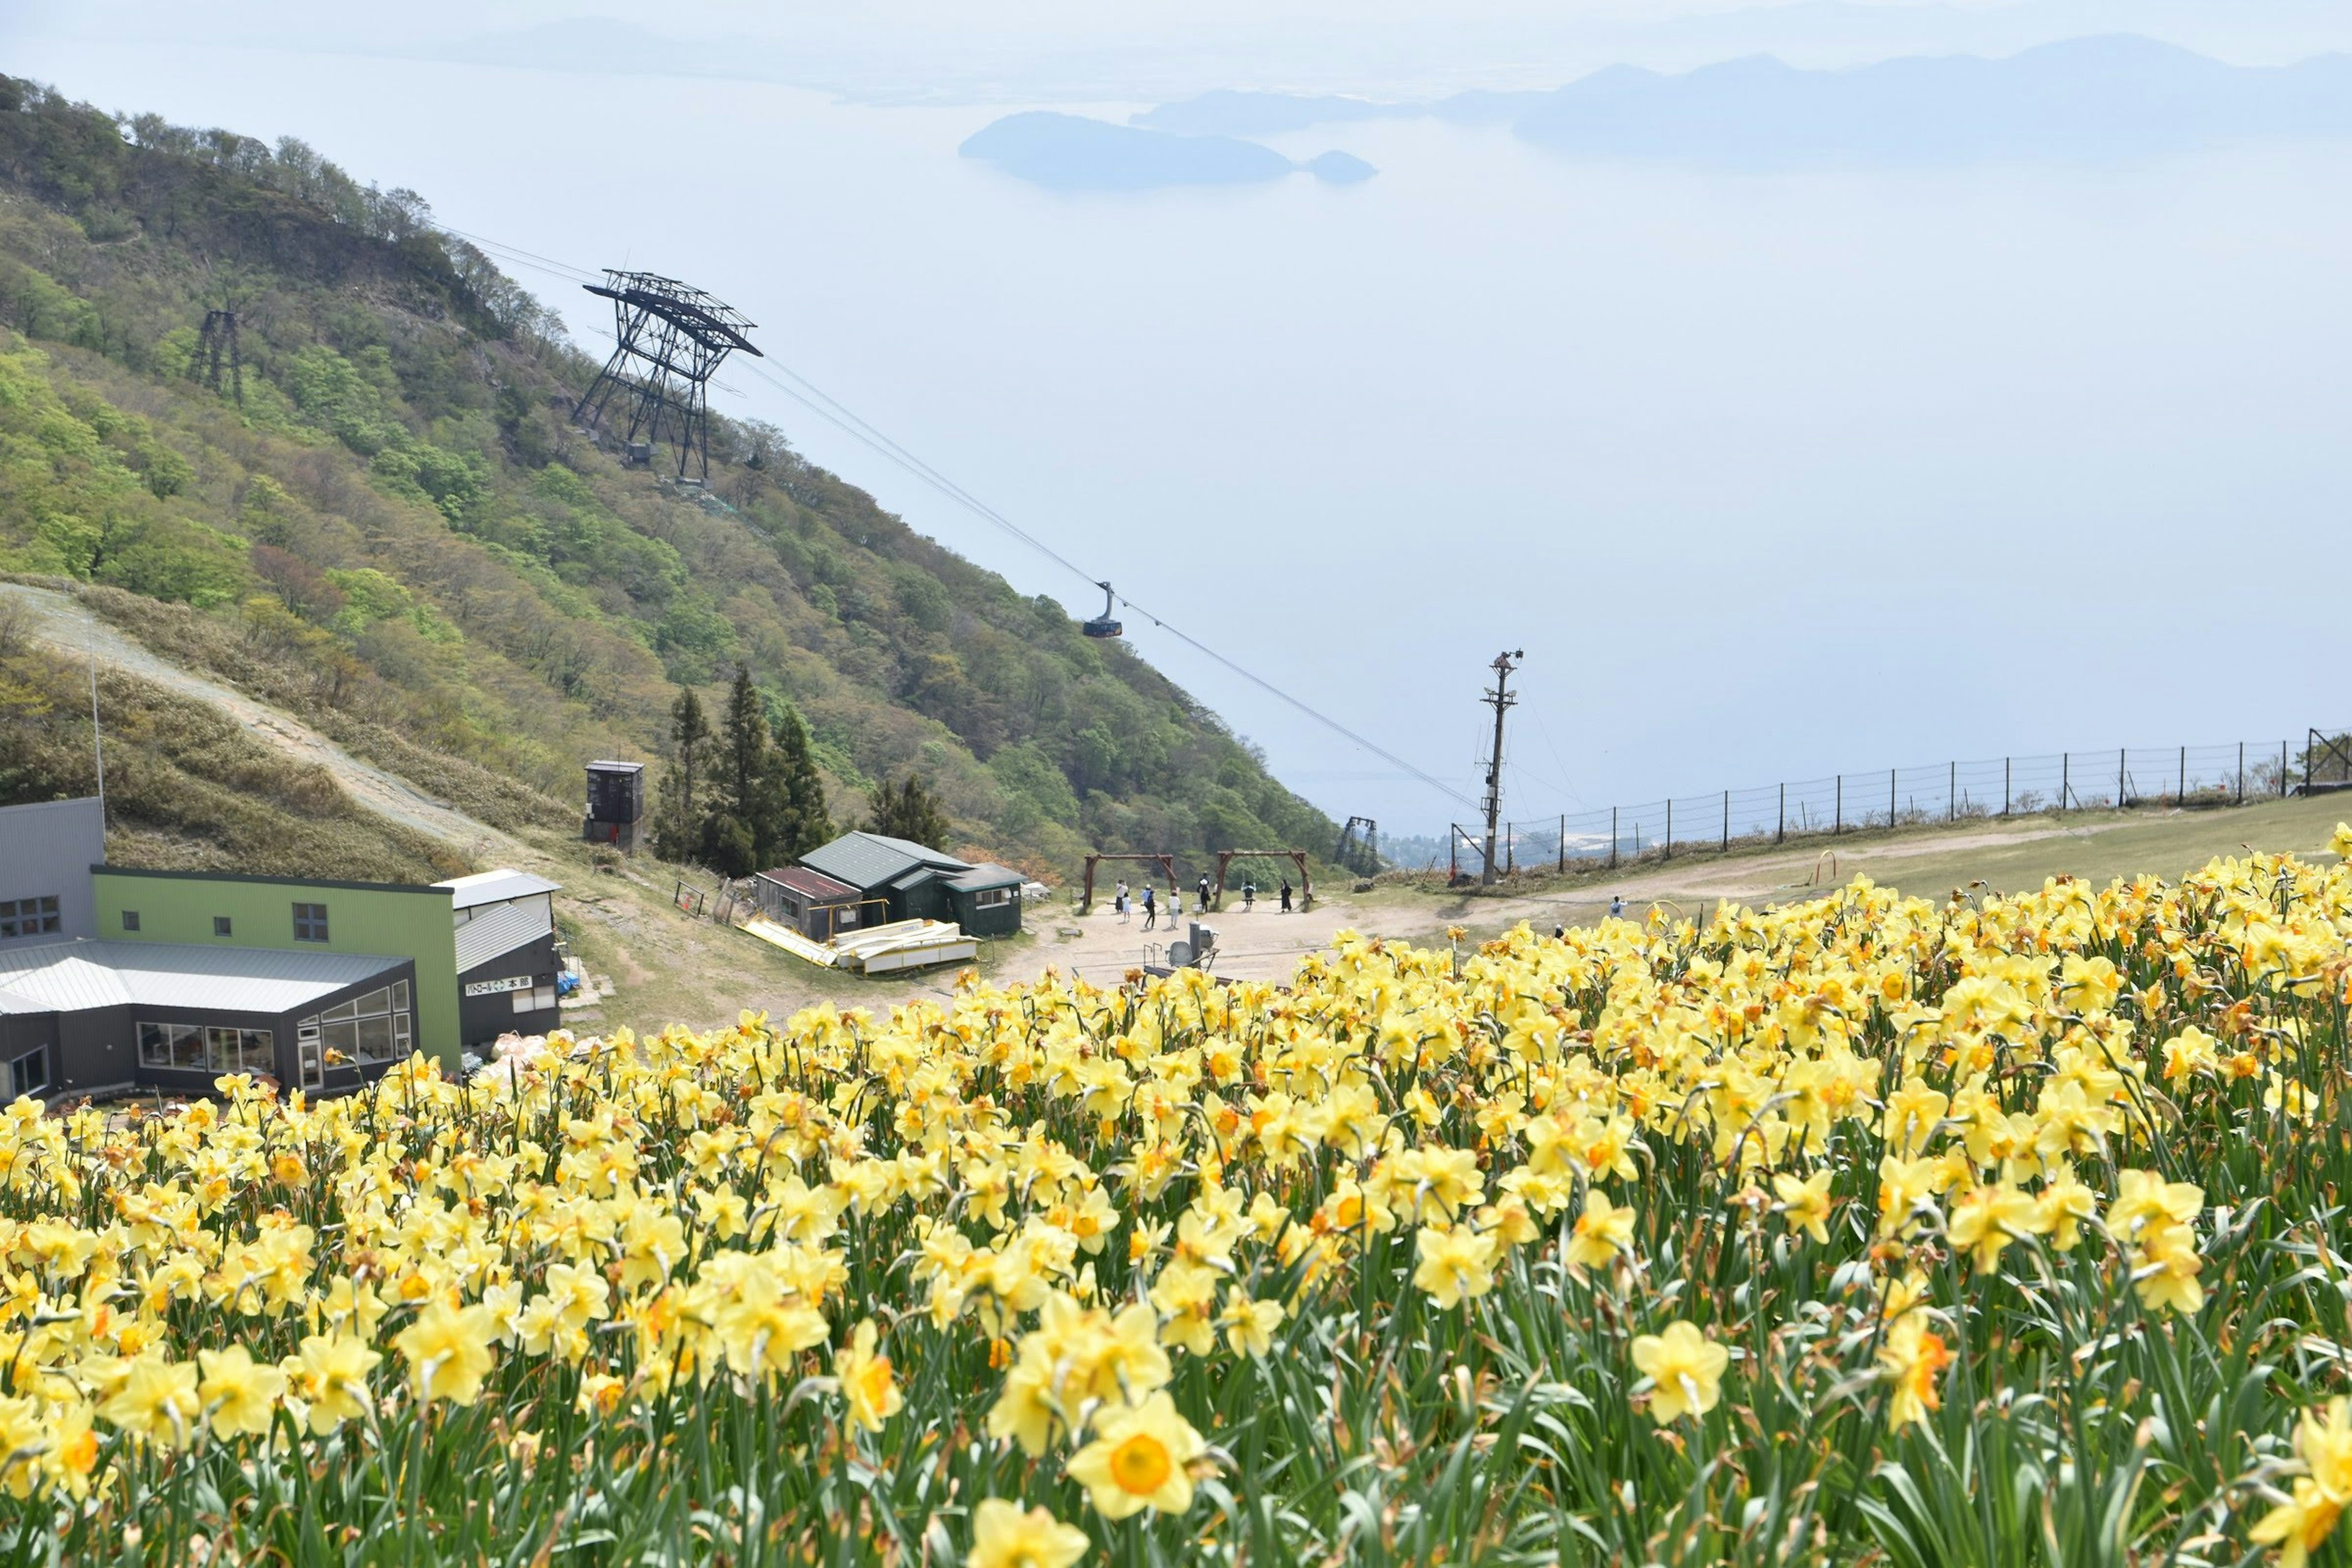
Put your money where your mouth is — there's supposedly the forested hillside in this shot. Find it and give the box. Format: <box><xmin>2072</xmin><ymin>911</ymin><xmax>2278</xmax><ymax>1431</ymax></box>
<box><xmin>0</xmin><ymin>75</ymin><xmax>1333</xmax><ymax>878</ymax></box>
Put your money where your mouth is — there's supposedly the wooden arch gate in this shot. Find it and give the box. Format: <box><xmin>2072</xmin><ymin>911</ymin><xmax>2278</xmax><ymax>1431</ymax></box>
<box><xmin>1079</xmin><ymin>853</ymin><xmax>1177</xmax><ymax>914</ymax></box>
<box><xmin>1212</xmin><ymin>850</ymin><xmax>1312</xmax><ymax>911</ymax></box>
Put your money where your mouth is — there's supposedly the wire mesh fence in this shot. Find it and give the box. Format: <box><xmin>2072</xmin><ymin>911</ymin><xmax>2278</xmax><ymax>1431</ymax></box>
<box><xmin>1443</xmin><ymin>731</ymin><xmax>2350</xmax><ymax>878</ymax></box>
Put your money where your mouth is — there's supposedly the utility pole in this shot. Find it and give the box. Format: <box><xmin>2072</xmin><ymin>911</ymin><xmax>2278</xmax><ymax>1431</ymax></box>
<box><xmin>1479</xmin><ymin>649</ymin><xmax>1522</xmax><ymax>886</ymax></box>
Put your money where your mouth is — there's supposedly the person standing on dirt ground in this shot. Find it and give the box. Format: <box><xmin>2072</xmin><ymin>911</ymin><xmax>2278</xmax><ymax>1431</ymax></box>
<box><xmin>1197</xmin><ymin>873</ymin><xmax>1212</xmax><ymax>910</ymax></box>
<box><xmin>1142</xmin><ymin>884</ymin><xmax>1157</xmax><ymax>931</ymax></box>
<box><xmin>1172</xmin><ymin>888</ymin><xmax>1184</xmax><ymax>921</ymax></box>
<box><xmin>1609</xmin><ymin>894</ymin><xmax>1624</xmax><ymax>920</ymax></box>
<box><xmin>1116</xmin><ymin>881</ymin><xmax>1129</xmax><ymax>924</ymax></box>
<box><xmin>1242</xmin><ymin>880</ymin><xmax>1255</xmax><ymax>911</ymax></box>
<box><xmin>1279</xmin><ymin>878</ymin><xmax>1293</xmax><ymax>914</ymax></box>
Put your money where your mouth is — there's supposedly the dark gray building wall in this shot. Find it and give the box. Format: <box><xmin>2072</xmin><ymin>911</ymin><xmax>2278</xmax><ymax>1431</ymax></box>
<box><xmin>0</xmin><ymin>797</ymin><xmax>104</xmax><ymax>944</ymax></box>
<box><xmin>56</xmin><ymin>1005</ymin><xmax>132</xmax><ymax>1096</ymax></box>
<box><xmin>30</xmin><ymin>960</ymin><xmax>413</xmax><ymax>1101</ymax></box>
<box><xmin>458</xmin><ymin>933</ymin><xmax>561</xmax><ymax>1046</ymax></box>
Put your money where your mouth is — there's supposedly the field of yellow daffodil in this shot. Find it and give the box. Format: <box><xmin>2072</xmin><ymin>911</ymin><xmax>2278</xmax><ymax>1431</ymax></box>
<box><xmin>5</xmin><ymin>844</ymin><xmax>2352</xmax><ymax>1566</ymax></box>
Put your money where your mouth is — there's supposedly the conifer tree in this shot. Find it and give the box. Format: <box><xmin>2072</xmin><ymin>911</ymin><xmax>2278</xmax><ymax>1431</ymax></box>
<box><xmin>650</xmin><ymin>687</ymin><xmax>710</xmax><ymax>862</ymax></box>
<box><xmin>865</xmin><ymin>773</ymin><xmax>951</xmax><ymax>850</ymax></box>
<box><xmin>769</xmin><ymin>700</ymin><xmax>833</xmax><ymax>860</ymax></box>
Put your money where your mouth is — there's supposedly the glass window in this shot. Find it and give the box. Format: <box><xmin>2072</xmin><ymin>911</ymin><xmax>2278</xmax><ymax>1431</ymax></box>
<box><xmin>138</xmin><ymin>1022</ymin><xmax>208</xmax><ymax>1071</ymax></box>
<box><xmin>8</xmin><ymin>1047</ymin><xmax>47</xmax><ymax>1098</ymax></box>
<box><xmin>292</xmin><ymin>903</ymin><xmax>329</xmax><ymax>943</ymax></box>
<box><xmin>0</xmin><ymin>897</ymin><xmax>64</xmax><ymax>939</ymax></box>
<box><xmin>121</xmin><ymin>910</ymin><xmax>140</xmax><ymax>932</ymax></box>
<box><xmin>302</xmin><ymin>984</ymin><xmax>411</xmax><ymax>1069</ymax></box>
<box><xmin>213</xmin><ymin>916</ymin><xmax>233</xmax><ymax>938</ymax></box>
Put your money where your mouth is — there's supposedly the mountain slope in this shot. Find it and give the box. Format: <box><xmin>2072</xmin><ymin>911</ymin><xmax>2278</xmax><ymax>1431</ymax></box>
<box><xmin>0</xmin><ymin>75</ymin><xmax>1336</xmax><ymax>879</ymax></box>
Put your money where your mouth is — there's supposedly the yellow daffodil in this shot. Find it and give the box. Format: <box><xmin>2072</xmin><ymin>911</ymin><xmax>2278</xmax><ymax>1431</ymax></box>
<box><xmin>966</xmin><ymin>1498</ymin><xmax>1091</xmax><ymax>1568</ymax></box>
<box><xmin>1630</xmin><ymin>1321</ymin><xmax>1728</xmax><ymax>1425</ymax></box>
<box><xmin>1064</xmin><ymin>1391</ymin><xmax>1205</xmax><ymax>1520</ymax></box>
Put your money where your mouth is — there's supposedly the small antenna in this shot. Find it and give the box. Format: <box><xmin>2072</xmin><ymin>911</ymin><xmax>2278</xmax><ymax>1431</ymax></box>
<box><xmin>87</xmin><ymin>619</ymin><xmax>105</xmax><ymax>826</ymax></box>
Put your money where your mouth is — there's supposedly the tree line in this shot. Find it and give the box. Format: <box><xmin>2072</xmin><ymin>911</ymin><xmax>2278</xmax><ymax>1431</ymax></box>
<box><xmin>652</xmin><ymin>665</ymin><xmax>952</xmax><ymax>878</ymax></box>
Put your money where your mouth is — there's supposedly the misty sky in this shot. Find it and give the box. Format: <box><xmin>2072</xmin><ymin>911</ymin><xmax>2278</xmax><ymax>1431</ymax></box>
<box><xmin>4</xmin><ymin>3</ymin><xmax>2349</xmax><ymax>835</ymax></box>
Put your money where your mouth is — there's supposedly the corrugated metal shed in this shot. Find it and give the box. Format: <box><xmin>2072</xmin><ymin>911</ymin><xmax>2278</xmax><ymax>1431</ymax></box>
<box><xmin>454</xmin><ymin>898</ymin><xmax>554</xmax><ymax>974</ymax></box>
<box><xmin>435</xmin><ymin>869</ymin><xmax>561</xmax><ymax>912</ymax></box>
<box><xmin>0</xmin><ymin>940</ymin><xmax>405</xmax><ymax>1016</ymax></box>
<box><xmin>800</xmin><ymin>832</ymin><xmax>969</xmax><ymax>894</ymax></box>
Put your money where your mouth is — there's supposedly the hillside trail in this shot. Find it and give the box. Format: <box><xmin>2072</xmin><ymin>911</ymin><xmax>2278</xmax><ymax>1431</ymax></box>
<box><xmin>0</xmin><ymin>581</ymin><xmax>521</xmax><ymax>859</ymax></box>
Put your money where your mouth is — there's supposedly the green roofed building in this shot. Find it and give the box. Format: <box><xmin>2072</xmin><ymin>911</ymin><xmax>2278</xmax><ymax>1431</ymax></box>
<box><xmin>797</xmin><ymin>832</ymin><xmax>1024</xmax><ymax>937</ymax></box>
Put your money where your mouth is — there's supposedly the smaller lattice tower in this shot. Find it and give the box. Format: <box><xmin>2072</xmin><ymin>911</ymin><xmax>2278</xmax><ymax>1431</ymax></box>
<box><xmin>571</xmin><ymin>271</ymin><xmax>761</xmax><ymax>484</ymax></box>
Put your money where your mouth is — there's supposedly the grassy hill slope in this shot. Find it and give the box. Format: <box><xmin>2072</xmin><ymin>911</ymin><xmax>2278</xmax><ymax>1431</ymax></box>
<box><xmin>0</xmin><ymin>74</ymin><xmax>1334</xmax><ymax>878</ymax></box>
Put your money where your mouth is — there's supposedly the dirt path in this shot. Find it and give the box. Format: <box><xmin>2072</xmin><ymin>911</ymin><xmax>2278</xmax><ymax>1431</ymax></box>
<box><xmin>1</xmin><ymin>582</ymin><xmax>519</xmax><ymax>858</ymax></box>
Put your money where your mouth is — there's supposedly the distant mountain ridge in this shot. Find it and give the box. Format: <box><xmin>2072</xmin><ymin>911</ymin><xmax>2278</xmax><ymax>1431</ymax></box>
<box><xmin>1134</xmin><ymin>36</ymin><xmax>2352</xmax><ymax>162</ymax></box>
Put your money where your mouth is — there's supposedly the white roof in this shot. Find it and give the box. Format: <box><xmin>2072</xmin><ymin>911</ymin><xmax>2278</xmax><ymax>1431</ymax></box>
<box><xmin>0</xmin><ymin>940</ymin><xmax>407</xmax><ymax>1016</ymax></box>
<box><xmin>455</xmin><ymin>897</ymin><xmax>554</xmax><ymax>974</ymax></box>
<box><xmin>434</xmin><ymin>869</ymin><xmax>561</xmax><ymax>911</ymax></box>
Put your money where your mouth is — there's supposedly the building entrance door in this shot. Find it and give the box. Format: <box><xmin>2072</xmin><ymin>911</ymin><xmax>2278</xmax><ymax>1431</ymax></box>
<box><xmin>297</xmin><ymin>1023</ymin><xmax>325</xmax><ymax>1090</ymax></box>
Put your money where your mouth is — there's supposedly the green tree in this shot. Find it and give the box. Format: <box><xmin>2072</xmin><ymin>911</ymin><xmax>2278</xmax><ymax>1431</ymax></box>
<box><xmin>650</xmin><ymin>687</ymin><xmax>711</xmax><ymax>863</ymax></box>
<box><xmin>865</xmin><ymin>773</ymin><xmax>951</xmax><ymax>850</ymax></box>
<box><xmin>697</xmin><ymin>667</ymin><xmax>835</xmax><ymax>876</ymax></box>
<box><xmin>700</xmin><ymin>666</ymin><xmax>778</xmax><ymax>875</ymax></box>
<box><xmin>769</xmin><ymin>699</ymin><xmax>834</xmax><ymax>862</ymax></box>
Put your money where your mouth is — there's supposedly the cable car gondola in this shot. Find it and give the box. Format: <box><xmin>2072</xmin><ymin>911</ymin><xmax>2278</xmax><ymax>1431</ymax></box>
<box><xmin>1082</xmin><ymin>581</ymin><xmax>1123</xmax><ymax>639</ymax></box>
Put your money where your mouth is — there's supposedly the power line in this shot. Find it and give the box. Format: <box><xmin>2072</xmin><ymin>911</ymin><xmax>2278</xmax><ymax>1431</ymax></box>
<box><xmin>430</xmin><ymin>219</ymin><xmax>1483</xmax><ymax>813</ymax></box>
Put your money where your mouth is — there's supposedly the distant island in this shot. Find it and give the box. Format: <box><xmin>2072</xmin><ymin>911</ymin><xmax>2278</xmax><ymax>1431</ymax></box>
<box><xmin>1132</xmin><ymin>36</ymin><xmax>2352</xmax><ymax>164</ymax></box>
<box><xmin>959</xmin><ymin>111</ymin><xmax>1377</xmax><ymax>192</ymax></box>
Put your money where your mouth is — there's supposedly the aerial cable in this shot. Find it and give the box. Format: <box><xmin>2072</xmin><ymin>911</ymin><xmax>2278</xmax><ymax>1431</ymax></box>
<box><xmin>431</xmin><ymin>220</ymin><xmax>1483</xmax><ymax>814</ymax></box>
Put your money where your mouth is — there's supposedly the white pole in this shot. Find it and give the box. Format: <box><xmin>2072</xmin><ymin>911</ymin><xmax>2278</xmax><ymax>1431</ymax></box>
<box><xmin>88</xmin><ymin>622</ymin><xmax>105</xmax><ymax>825</ymax></box>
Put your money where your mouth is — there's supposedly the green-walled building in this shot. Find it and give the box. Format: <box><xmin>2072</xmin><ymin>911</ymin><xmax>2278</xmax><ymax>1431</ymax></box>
<box><xmin>92</xmin><ymin>867</ymin><xmax>460</xmax><ymax>1074</ymax></box>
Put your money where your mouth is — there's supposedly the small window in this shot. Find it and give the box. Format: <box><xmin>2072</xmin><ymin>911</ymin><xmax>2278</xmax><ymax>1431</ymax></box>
<box><xmin>213</xmin><ymin>916</ymin><xmax>233</xmax><ymax>938</ymax></box>
<box><xmin>7</xmin><ymin>1046</ymin><xmax>48</xmax><ymax>1099</ymax></box>
<box><xmin>973</xmin><ymin>888</ymin><xmax>1012</xmax><ymax>910</ymax></box>
<box><xmin>121</xmin><ymin>910</ymin><xmax>141</xmax><ymax>932</ymax></box>
<box><xmin>292</xmin><ymin>902</ymin><xmax>329</xmax><ymax>943</ymax></box>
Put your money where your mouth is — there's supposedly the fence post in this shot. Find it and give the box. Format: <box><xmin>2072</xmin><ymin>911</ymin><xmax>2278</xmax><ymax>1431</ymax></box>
<box><xmin>1722</xmin><ymin>790</ymin><xmax>1730</xmax><ymax>851</ymax></box>
<box><xmin>2305</xmin><ymin>737</ymin><xmax>2312</xmax><ymax>795</ymax></box>
<box><xmin>2003</xmin><ymin>758</ymin><xmax>2010</xmax><ymax>816</ymax></box>
<box><xmin>2283</xmin><ymin>739</ymin><xmax>2290</xmax><ymax>797</ymax></box>
<box><xmin>1665</xmin><ymin>799</ymin><xmax>1673</xmax><ymax>859</ymax></box>
<box><xmin>2177</xmin><ymin>745</ymin><xmax>2185</xmax><ymax>803</ymax></box>
<box><xmin>1610</xmin><ymin>807</ymin><xmax>1618</xmax><ymax>869</ymax></box>
<box><xmin>1777</xmin><ymin>782</ymin><xmax>1785</xmax><ymax>844</ymax></box>
<box><xmin>2238</xmin><ymin>741</ymin><xmax>2245</xmax><ymax>804</ymax></box>
<box><xmin>1834</xmin><ymin>775</ymin><xmax>1842</xmax><ymax>834</ymax></box>
<box><xmin>2061</xmin><ymin>753</ymin><xmax>2068</xmax><ymax>812</ymax></box>
<box><xmin>1948</xmin><ymin>761</ymin><xmax>1955</xmax><ymax>821</ymax></box>
<box><xmin>1558</xmin><ymin>814</ymin><xmax>1564</xmax><ymax>875</ymax></box>
<box><xmin>1890</xmin><ymin>768</ymin><xmax>1896</xmax><ymax>829</ymax></box>
<box><xmin>2119</xmin><ymin>748</ymin><xmax>2127</xmax><ymax>810</ymax></box>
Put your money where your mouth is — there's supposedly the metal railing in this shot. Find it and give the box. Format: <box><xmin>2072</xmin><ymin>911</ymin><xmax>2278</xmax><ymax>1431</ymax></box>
<box><xmin>1444</xmin><ymin>731</ymin><xmax>2348</xmax><ymax>876</ymax></box>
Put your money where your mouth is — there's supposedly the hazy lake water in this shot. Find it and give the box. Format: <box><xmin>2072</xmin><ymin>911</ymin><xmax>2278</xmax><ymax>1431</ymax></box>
<box><xmin>13</xmin><ymin>37</ymin><xmax>2352</xmax><ymax>832</ymax></box>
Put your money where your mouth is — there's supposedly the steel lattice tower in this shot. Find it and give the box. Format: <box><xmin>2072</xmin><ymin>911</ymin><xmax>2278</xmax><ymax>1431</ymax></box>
<box><xmin>571</xmin><ymin>271</ymin><xmax>761</xmax><ymax>484</ymax></box>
